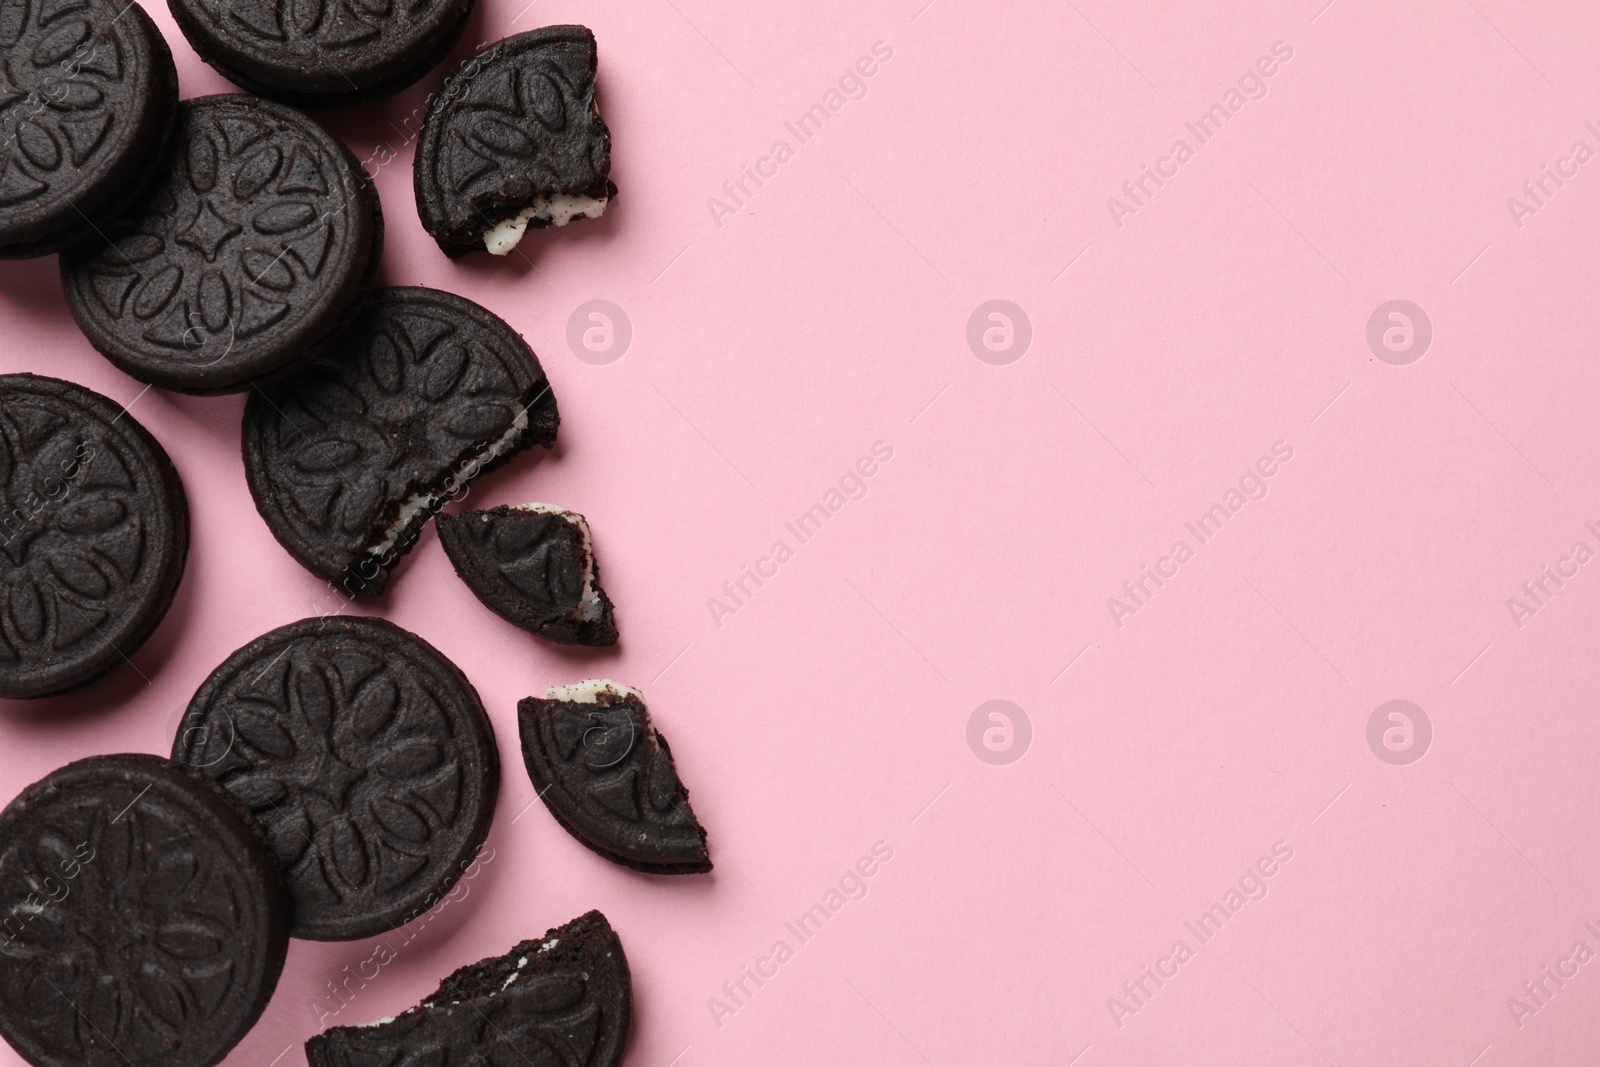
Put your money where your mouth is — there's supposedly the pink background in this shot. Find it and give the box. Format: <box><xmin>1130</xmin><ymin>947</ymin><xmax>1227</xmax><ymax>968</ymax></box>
<box><xmin>4</xmin><ymin>0</ymin><xmax>1600</xmax><ymax>1063</ymax></box>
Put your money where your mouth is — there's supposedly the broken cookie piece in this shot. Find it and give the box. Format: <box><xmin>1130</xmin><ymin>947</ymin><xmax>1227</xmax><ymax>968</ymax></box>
<box><xmin>305</xmin><ymin>911</ymin><xmax>630</xmax><ymax>1067</ymax></box>
<box><xmin>243</xmin><ymin>287</ymin><xmax>559</xmax><ymax>596</ymax></box>
<box><xmin>519</xmin><ymin>681</ymin><xmax>712</xmax><ymax>874</ymax></box>
<box><xmin>437</xmin><ymin>503</ymin><xmax>618</xmax><ymax>646</ymax></box>
<box><xmin>414</xmin><ymin>26</ymin><xmax>616</xmax><ymax>258</ymax></box>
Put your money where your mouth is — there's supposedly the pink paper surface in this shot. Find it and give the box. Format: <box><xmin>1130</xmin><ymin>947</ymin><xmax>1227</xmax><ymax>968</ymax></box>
<box><xmin>4</xmin><ymin>0</ymin><xmax>1600</xmax><ymax>1063</ymax></box>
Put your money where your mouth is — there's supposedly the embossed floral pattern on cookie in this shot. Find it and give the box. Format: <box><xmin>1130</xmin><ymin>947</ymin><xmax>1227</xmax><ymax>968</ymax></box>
<box><xmin>0</xmin><ymin>754</ymin><xmax>288</xmax><ymax>1067</ymax></box>
<box><xmin>244</xmin><ymin>287</ymin><xmax>557</xmax><ymax>596</ymax></box>
<box><xmin>0</xmin><ymin>0</ymin><xmax>177</xmax><ymax>256</ymax></box>
<box><xmin>61</xmin><ymin>95</ymin><xmax>379</xmax><ymax>394</ymax></box>
<box><xmin>414</xmin><ymin>26</ymin><xmax>614</xmax><ymax>257</ymax></box>
<box><xmin>175</xmin><ymin>616</ymin><xmax>498</xmax><ymax>940</ymax></box>
<box><xmin>0</xmin><ymin>374</ymin><xmax>187</xmax><ymax>699</ymax></box>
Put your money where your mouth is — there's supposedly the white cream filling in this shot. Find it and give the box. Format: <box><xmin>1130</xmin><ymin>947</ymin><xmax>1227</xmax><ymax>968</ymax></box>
<box><xmin>351</xmin><ymin>1016</ymin><xmax>394</xmax><ymax>1029</ymax></box>
<box><xmin>483</xmin><ymin>195</ymin><xmax>609</xmax><ymax>255</ymax></box>
<box><xmin>499</xmin><ymin>941</ymin><xmax>556</xmax><ymax>989</ymax></box>
<box><xmin>362</xmin><ymin>409</ymin><xmax>532</xmax><ymax>563</ymax></box>
<box><xmin>514</xmin><ymin>502</ymin><xmax>605</xmax><ymax>621</ymax></box>
<box><xmin>545</xmin><ymin>679</ymin><xmax>642</xmax><ymax>704</ymax></box>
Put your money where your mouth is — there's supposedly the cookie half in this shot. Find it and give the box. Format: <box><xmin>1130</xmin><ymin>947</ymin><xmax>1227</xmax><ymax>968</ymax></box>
<box><xmin>0</xmin><ymin>0</ymin><xmax>179</xmax><ymax>258</ymax></box>
<box><xmin>172</xmin><ymin>615</ymin><xmax>499</xmax><ymax>941</ymax></box>
<box><xmin>437</xmin><ymin>503</ymin><xmax>617</xmax><ymax>646</ymax></box>
<box><xmin>305</xmin><ymin>910</ymin><xmax>630</xmax><ymax>1067</ymax></box>
<box><xmin>414</xmin><ymin>26</ymin><xmax>615</xmax><ymax>258</ymax></box>
<box><xmin>0</xmin><ymin>753</ymin><xmax>290</xmax><ymax>1067</ymax></box>
<box><xmin>243</xmin><ymin>286</ymin><xmax>559</xmax><ymax>596</ymax></box>
<box><xmin>0</xmin><ymin>373</ymin><xmax>188</xmax><ymax>699</ymax></box>
<box><xmin>519</xmin><ymin>681</ymin><xmax>711</xmax><ymax>874</ymax></box>
<box><xmin>168</xmin><ymin>0</ymin><xmax>475</xmax><ymax>107</ymax></box>
<box><xmin>61</xmin><ymin>94</ymin><xmax>382</xmax><ymax>395</ymax></box>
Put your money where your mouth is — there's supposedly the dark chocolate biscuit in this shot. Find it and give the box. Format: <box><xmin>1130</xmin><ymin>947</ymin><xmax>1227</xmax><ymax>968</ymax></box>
<box><xmin>243</xmin><ymin>286</ymin><xmax>559</xmax><ymax>596</ymax></box>
<box><xmin>172</xmin><ymin>615</ymin><xmax>499</xmax><ymax>941</ymax></box>
<box><xmin>414</xmin><ymin>26</ymin><xmax>615</xmax><ymax>258</ymax></box>
<box><xmin>0</xmin><ymin>373</ymin><xmax>188</xmax><ymax>699</ymax></box>
<box><xmin>306</xmin><ymin>910</ymin><xmax>630</xmax><ymax>1067</ymax></box>
<box><xmin>519</xmin><ymin>682</ymin><xmax>711</xmax><ymax>874</ymax></box>
<box><xmin>168</xmin><ymin>0</ymin><xmax>474</xmax><ymax>108</ymax></box>
<box><xmin>437</xmin><ymin>503</ymin><xmax>617</xmax><ymax>646</ymax></box>
<box><xmin>0</xmin><ymin>753</ymin><xmax>290</xmax><ymax>1067</ymax></box>
<box><xmin>60</xmin><ymin>94</ymin><xmax>382</xmax><ymax>395</ymax></box>
<box><xmin>0</xmin><ymin>0</ymin><xmax>179</xmax><ymax>258</ymax></box>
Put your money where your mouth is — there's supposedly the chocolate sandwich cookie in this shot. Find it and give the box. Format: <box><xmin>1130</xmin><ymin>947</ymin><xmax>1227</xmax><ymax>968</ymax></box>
<box><xmin>414</xmin><ymin>26</ymin><xmax>615</xmax><ymax>258</ymax></box>
<box><xmin>437</xmin><ymin>503</ymin><xmax>617</xmax><ymax>646</ymax></box>
<box><xmin>519</xmin><ymin>681</ymin><xmax>711</xmax><ymax>874</ymax></box>
<box><xmin>0</xmin><ymin>753</ymin><xmax>290</xmax><ymax>1067</ymax></box>
<box><xmin>305</xmin><ymin>910</ymin><xmax>630</xmax><ymax>1067</ymax></box>
<box><xmin>61</xmin><ymin>94</ymin><xmax>382</xmax><ymax>395</ymax></box>
<box><xmin>0</xmin><ymin>0</ymin><xmax>178</xmax><ymax>258</ymax></box>
<box><xmin>172</xmin><ymin>615</ymin><xmax>498</xmax><ymax>941</ymax></box>
<box><xmin>243</xmin><ymin>286</ymin><xmax>559</xmax><ymax>596</ymax></box>
<box><xmin>168</xmin><ymin>0</ymin><xmax>475</xmax><ymax>107</ymax></box>
<box><xmin>0</xmin><ymin>374</ymin><xmax>188</xmax><ymax>699</ymax></box>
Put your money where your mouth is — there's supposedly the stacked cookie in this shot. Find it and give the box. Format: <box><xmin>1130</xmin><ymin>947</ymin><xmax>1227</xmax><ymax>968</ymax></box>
<box><xmin>0</xmin><ymin>5</ymin><xmax>708</xmax><ymax>1067</ymax></box>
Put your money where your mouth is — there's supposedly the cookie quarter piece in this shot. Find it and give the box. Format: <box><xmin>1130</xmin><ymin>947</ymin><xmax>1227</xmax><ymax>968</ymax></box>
<box><xmin>519</xmin><ymin>681</ymin><xmax>711</xmax><ymax>874</ymax></box>
<box><xmin>0</xmin><ymin>0</ymin><xmax>179</xmax><ymax>258</ymax></box>
<box><xmin>0</xmin><ymin>373</ymin><xmax>188</xmax><ymax>699</ymax></box>
<box><xmin>305</xmin><ymin>910</ymin><xmax>631</xmax><ymax>1067</ymax></box>
<box><xmin>169</xmin><ymin>0</ymin><xmax>475</xmax><ymax>107</ymax></box>
<box><xmin>0</xmin><ymin>753</ymin><xmax>290</xmax><ymax>1067</ymax></box>
<box><xmin>243</xmin><ymin>287</ymin><xmax>559</xmax><ymax>596</ymax></box>
<box><xmin>173</xmin><ymin>615</ymin><xmax>499</xmax><ymax>941</ymax></box>
<box><xmin>414</xmin><ymin>25</ymin><xmax>615</xmax><ymax>258</ymax></box>
<box><xmin>437</xmin><ymin>503</ymin><xmax>617</xmax><ymax>646</ymax></box>
<box><xmin>61</xmin><ymin>94</ymin><xmax>382</xmax><ymax>395</ymax></box>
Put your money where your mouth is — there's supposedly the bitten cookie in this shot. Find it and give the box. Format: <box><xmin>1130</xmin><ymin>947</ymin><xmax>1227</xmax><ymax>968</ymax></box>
<box><xmin>0</xmin><ymin>753</ymin><xmax>290</xmax><ymax>1067</ymax></box>
<box><xmin>242</xmin><ymin>287</ymin><xmax>559</xmax><ymax>596</ymax></box>
<box><xmin>519</xmin><ymin>681</ymin><xmax>711</xmax><ymax>874</ymax></box>
<box><xmin>437</xmin><ymin>503</ymin><xmax>617</xmax><ymax>646</ymax></box>
<box><xmin>168</xmin><ymin>0</ymin><xmax>475</xmax><ymax>107</ymax></box>
<box><xmin>0</xmin><ymin>373</ymin><xmax>188</xmax><ymax>699</ymax></box>
<box><xmin>172</xmin><ymin>616</ymin><xmax>499</xmax><ymax>941</ymax></box>
<box><xmin>305</xmin><ymin>911</ymin><xmax>630</xmax><ymax>1067</ymax></box>
<box><xmin>61</xmin><ymin>94</ymin><xmax>382</xmax><ymax>395</ymax></box>
<box><xmin>0</xmin><ymin>0</ymin><xmax>179</xmax><ymax>258</ymax></box>
<box><xmin>414</xmin><ymin>26</ymin><xmax>615</xmax><ymax>258</ymax></box>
